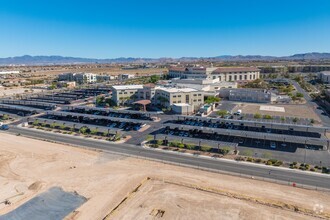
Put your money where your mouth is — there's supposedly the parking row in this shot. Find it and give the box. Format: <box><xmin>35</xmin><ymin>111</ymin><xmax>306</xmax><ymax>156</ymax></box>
<box><xmin>163</xmin><ymin>127</ymin><xmax>323</xmax><ymax>152</ymax></box>
<box><xmin>0</xmin><ymin>104</ymin><xmax>41</xmax><ymax>116</ymax></box>
<box><xmin>173</xmin><ymin>119</ymin><xmax>321</xmax><ymax>138</ymax></box>
<box><xmin>241</xmin><ymin>113</ymin><xmax>313</xmax><ymax>125</ymax></box>
<box><xmin>0</xmin><ymin>99</ymin><xmax>56</xmax><ymax>110</ymax></box>
<box><xmin>41</xmin><ymin>112</ymin><xmax>146</xmax><ymax>131</ymax></box>
<box><xmin>63</xmin><ymin>106</ymin><xmax>155</xmax><ymax>121</ymax></box>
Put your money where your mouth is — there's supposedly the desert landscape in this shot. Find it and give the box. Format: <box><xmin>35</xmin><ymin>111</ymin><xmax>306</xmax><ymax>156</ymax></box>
<box><xmin>0</xmin><ymin>132</ymin><xmax>329</xmax><ymax>220</ymax></box>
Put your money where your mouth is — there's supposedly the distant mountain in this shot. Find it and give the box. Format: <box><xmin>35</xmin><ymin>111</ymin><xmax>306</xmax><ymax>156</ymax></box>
<box><xmin>0</xmin><ymin>53</ymin><xmax>330</xmax><ymax>65</ymax></box>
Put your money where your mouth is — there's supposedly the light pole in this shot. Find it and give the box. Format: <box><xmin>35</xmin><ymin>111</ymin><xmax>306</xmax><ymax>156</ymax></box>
<box><xmin>304</xmin><ymin>140</ymin><xmax>307</xmax><ymax>164</ymax></box>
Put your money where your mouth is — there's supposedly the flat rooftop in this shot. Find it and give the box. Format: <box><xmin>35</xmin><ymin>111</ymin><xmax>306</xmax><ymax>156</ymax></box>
<box><xmin>112</xmin><ymin>85</ymin><xmax>143</xmax><ymax>90</ymax></box>
<box><xmin>173</xmin><ymin>103</ymin><xmax>191</xmax><ymax>107</ymax></box>
<box><xmin>158</xmin><ymin>87</ymin><xmax>198</xmax><ymax>93</ymax></box>
<box><xmin>321</xmin><ymin>71</ymin><xmax>330</xmax><ymax>75</ymax></box>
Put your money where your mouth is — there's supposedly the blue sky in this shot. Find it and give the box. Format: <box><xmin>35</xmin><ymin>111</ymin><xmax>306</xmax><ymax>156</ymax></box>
<box><xmin>0</xmin><ymin>0</ymin><xmax>329</xmax><ymax>58</ymax></box>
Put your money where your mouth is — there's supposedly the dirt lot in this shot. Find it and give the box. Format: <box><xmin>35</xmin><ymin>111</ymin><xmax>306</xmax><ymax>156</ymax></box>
<box><xmin>0</xmin><ymin>132</ymin><xmax>329</xmax><ymax>220</ymax></box>
<box><xmin>30</xmin><ymin>67</ymin><xmax>166</xmax><ymax>76</ymax></box>
<box><xmin>239</xmin><ymin>103</ymin><xmax>321</xmax><ymax>121</ymax></box>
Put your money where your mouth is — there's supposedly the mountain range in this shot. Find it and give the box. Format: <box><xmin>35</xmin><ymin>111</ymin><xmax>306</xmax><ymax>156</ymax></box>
<box><xmin>0</xmin><ymin>53</ymin><xmax>330</xmax><ymax>65</ymax></box>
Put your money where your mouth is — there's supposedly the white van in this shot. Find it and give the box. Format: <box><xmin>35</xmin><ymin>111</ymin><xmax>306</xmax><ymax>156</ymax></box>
<box><xmin>236</xmin><ymin>109</ymin><xmax>242</xmax><ymax>115</ymax></box>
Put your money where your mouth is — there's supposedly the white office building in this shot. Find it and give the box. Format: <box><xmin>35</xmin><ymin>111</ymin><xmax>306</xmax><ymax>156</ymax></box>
<box><xmin>319</xmin><ymin>71</ymin><xmax>330</xmax><ymax>84</ymax></box>
<box><xmin>168</xmin><ymin>66</ymin><xmax>260</xmax><ymax>82</ymax></box>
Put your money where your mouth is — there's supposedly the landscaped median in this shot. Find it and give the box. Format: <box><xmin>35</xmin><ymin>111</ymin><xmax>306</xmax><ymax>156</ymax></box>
<box><xmin>145</xmin><ymin>138</ymin><xmax>330</xmax><ymax>175</ymax></box>
<box><xmin>26</xmin><ymin>120</ymin><xmax>126</xmax><ymax>142</ymax></box>
<box><xmin>145</xmin><ymin>138</ymin><xmax>233</xmax><ymax>157</ymax></box>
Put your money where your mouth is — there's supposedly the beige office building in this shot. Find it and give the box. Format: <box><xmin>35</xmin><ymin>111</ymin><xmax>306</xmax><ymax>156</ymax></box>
<box><xmin>111</xmin><ymin>85</ymin><xmax>144</xmax><ymax>105</ymax></box>
<box><xmin>155</xmin><ymin>87</ymin><xmax>204</xmax><ymax>110</ymax></box>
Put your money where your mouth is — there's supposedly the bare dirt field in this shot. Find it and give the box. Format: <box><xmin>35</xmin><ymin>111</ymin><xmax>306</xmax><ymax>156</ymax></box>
<box><xmin>239</xmin><ymin>103</ymin><xmax>321</xmax><ymax>121</ymax></box>
<box><xmin>0</xmin><ymin>132</ymin><xmax>329</xmax><ymax>220</ymax></box>
<box><xmin>31</xmin><ymin>67</ymin><xmax>166</xmax><ymax>76</ymax></box>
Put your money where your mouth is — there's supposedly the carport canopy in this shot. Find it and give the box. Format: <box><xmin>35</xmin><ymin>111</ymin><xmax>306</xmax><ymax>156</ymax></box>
<box><xmin>132</xmin><ymin>100</ymin><xmax>151</xmax><ymax>111</ymax></box>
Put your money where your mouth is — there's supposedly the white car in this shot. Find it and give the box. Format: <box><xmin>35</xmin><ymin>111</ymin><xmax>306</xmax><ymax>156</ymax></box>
<box><xmin>270</xmin><ymin>142</ymin><xmax>276</xmax><ymax>149</ymax></box>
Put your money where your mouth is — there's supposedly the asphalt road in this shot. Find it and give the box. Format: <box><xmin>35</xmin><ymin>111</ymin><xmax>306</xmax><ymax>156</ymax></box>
<box><xmin>5</xmin><ymin>126</ymin><xmax>330</xmax><ymax>190</ymax></box>
<box><xmin>289</xmin><ymin>79</ymin><xmax>330</xmax><ymax>126</ymax></box>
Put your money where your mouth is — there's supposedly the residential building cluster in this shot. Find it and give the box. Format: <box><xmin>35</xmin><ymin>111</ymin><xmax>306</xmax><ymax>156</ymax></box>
<box><xmin>58</xmin><ymin>72</ymin><xmax>97</xmax><ymax>84</ymax></box>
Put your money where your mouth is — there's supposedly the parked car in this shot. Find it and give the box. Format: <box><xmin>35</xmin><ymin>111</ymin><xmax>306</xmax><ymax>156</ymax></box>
<box><xmin>270</xmin><ymin>142</ymin><xmax>276</xmax><ymax>149</ymax></box>
<box><xmin>0</xmin><ymin>124</ymin><xmax>9</xmax><ymax>130</ymax></box>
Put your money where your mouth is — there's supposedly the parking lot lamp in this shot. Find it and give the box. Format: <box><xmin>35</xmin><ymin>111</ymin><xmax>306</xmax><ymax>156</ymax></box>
<box><xmin>304</xmin><ymin>140</ymin><xmax>307</xmax><ymax>164</ymax></box>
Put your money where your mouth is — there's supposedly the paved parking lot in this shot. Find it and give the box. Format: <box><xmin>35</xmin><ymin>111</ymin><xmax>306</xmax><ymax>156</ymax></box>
<box><xmin>161</xmin><ymin>126</ymin><xmax>323</xmax><ymax>152</ymax></box>
<box><xmin>0</xmin><ymin>104</ymin><xmax>40</xmax><ymax>117</ymax></box>
<box><xmin>153</xmin><ymin>127</ymin><xmax>330</xmax><ymax>166</ymax></box>
<box><xmin>171</xmin><ymin>118</ymin><xmax>321</xmax><ymax>138</ymax></box>
<box><xmin>63</xmin><ymin>106</ymin><xmax>155</xmax><ymax>121</ymax></box>
<box><xmin>41</xmin><ymin>112</ymin><xmax>145</xmax><ymax>131</ymax></box>
<box><xmin>238</xmin><ymin>103</ymin><xmax>321</xmax><ymax>122</ymax></box>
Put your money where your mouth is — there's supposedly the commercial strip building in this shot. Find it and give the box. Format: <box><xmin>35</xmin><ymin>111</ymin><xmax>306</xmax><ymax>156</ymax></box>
<box><xmin>219</xmin><ymin>88</ymin><xmax>273</xmax><ymax>103</ymax></box>
<box><xmin>168</xmin><ymin>66</ymin><xmax>260</xmax><ymax>82</ymax></box>
<box><xmin>319</xmin><ymin>71</ymin><xmax>330</xmax><ymax>84</ymax></box>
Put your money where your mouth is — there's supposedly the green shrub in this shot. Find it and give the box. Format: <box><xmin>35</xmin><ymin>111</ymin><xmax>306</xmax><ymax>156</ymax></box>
<box><xmin>90</xmin><ymin>129</ymin><xmax>98</xmax><ymax>135</ymax></box>
<box><xmin>150</xmin><ymin>144</ymin><xmax>159</xmax><ymax>148</ymax></box>
<box><xmin>273</xmin><ymin>161</ymin><xmax>283</xmax><ymax>166</ymax></box>
<box><xmin>292</xmin><ymin>161</ymin><xmax>297</xmax><ymax>165</ymax></box>
<box><xmin>177</xmin><ymin>143</ymin><xmax>185</xmax><ymax>148</ymax></box>
<box><xmin>201</xmin><ymin>146</ymin><xmax>212</xmax><ymax>152</ymax></box>
<box><xmin>169</xmin><ymin>142</ymin><xmax>179</xmax><ymax>147</ymax></box>
<box><xmin>235</xmin><ymin>156</ymin><xmax>245</xmax><ymax>161</ymax></box>
<box><xmin>79</xmin><ymin>127</ymin><xmax>88</xmax><ymax>134</ymax></box>
<box><xmin>269</xmin><ymin>159</ymin><xmax>278</xmax><ymax>164</ymax></box>
<box><xmin>220</xmin><ymin>147</ymin><xmax>231</xmax><ymax>155</ymax></box>
<box><xmin>254</xmin><ymin>158</ymin><xmax>262</xmax><ymax>163</ymax></box>
<box><xmin>102</xmin><ymin>132</ymin><xmax>108</xmax><ymax>137</ymax></box>
<box><xmin>246</xmin><ymin>157</ymin><xmax>253</xmax><ymax>162</ymax></box>
<box><xmin>185</xmin><ymin>144</ymin><xmax>195</xmax><ymax>150</ymax></box>
<box><xmin>254</xmin><ymin>113</ymin><xmax>261</xmax><ymax>119</ymax></box>
<box><xmin>263</xmin><ymin>115</ymin><xmax>273</xmax><ymax>120</ymax></box>
<box><xmin>266</xmin><ymin>161</ymin><xmax>272</xmax><ymax>165</ymax></box>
